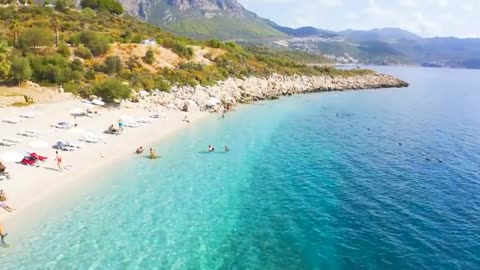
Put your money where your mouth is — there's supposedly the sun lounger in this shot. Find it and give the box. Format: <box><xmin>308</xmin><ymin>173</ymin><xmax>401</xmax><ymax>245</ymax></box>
<box><xmin>29</xmin><ymin>152</ymin><xmax>48</xmax><ymax>162</ymax></box>
<box><xmin>63</xmin><ymin>141</ymin><xmax>82</xmax><ymax>149</ymax></box>
<box><xmin>125</xmin><ymin>122</ymin><xmax>142</xmax><ymax>128</ymax></box>
<box><xmin>79</xmin><ymin>137</ymin><xmax>101</xmax><ymax>143</ymax></box>
<box><xmin>3</xmin><ymin>117</ymin><xmax>22</xmax><ymax>124</ymax></box>
<box><xmin>2</xmin><ymin>137</ymin><xmax>23</xmax><ymax>143</ymax></box>
<box><xmin>55</xmin><ymin>141</ymin><xmax>76</xmax><ymax>151</ymax></box>
<box><xmin>20</xmin><ymin>112</ymin><xmax>36</xmax><ymax>118</ymax></box>
<box><xmin>17</xmin><ymin>130</ymin><xmax>39</xmax><ymax>137</ymax></box>
<box><xmin>52</xmin><ymin>122</ymin><xmax>73</xmax><ymax>129</ymax></box>
<box><xmin>137</xmin><ymin>118</ymin><xmax>153</xmax><ymax>124</ymax></box>
<box><xmin>0</xmin><ymin>140</ymin><xmax>15</xmax><ymax>147</ymax></box>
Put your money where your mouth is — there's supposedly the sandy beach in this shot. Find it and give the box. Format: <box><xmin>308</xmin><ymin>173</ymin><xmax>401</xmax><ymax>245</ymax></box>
<box><xmin>0</xmin><ymin>99</ymin><xmax>207</xmax><ymax>227</ymax></box>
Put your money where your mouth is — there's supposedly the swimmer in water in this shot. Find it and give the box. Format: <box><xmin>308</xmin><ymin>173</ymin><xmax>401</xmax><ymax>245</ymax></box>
<box><xmin>224</xmin><ymin>145</ymin><xmax>230</xmax><ymax>152</ymax></box>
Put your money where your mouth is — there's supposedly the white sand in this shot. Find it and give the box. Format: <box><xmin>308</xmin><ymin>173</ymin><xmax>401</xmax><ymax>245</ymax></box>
<box><xmin>0</xmin><ymin>100</ymin><xmax>207</xmax><ymax>226</ymax></box>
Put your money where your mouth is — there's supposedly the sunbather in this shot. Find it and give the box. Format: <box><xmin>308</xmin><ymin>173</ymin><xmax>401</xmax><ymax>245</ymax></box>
<box><xmin>136</xmin><ymin>146</ymin><xmax>144</xmax><ymax>154</ymax></box>
<box><xmin>0</xmin><ymin>190</ymin><xmax>14</xmax><ymax>212</ymax></box>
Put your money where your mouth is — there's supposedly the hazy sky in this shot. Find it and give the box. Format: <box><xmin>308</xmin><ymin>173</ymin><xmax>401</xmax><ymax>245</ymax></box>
<box><xmin>239</xmin><ymin>0</ymin><xmax>479</xmax><ymax>38</ymax></box>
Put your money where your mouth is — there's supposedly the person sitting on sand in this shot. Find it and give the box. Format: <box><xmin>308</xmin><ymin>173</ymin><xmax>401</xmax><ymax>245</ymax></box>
<box><xmin>224</xmin><ymin>145</ymin><xmax>230</xmax><ymax>152</ymax></box>
<box><xmin>150</xmin><ymin>148</ymin><xmax>157</xmax><ymax>159</ymax></box>
<box><xmin>0</xmin><ymin>190</ymin><xmax>15</xmax><ymax>213</ymax></box>
<box><xmin>108</xmin><ymin>124</ymin><xmax>119</xmax><ymax>134</ymax></box>
<box><xmin>183</xmin><ymin>115</ymin><xmax>190</xmax><ymax>123</ymax></box>
<box><xmin>0</xmin><ymin>162</ymin><xmax>8</xmax><ymax>178</ymax></box>
<box><xmin>136</xmin><ymin>146</ymin><xmax>144</xmax><ymax>154</ymax></box>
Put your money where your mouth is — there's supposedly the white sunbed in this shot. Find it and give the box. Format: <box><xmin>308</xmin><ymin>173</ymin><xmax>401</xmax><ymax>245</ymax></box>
<box><xmin>137</xmin><ymin>118</ymin><xmax>153</xmax><ymax>124</ymax></box>
<box><xmin>79</xmin><ymin>136</ymin><xmax>101</xmax><ymax>143</ymax></box>
<box><xmin>125</xmin><ymin>122</ymin><xmax>142</xmax><ymax>128</ymax></box>
<box><xmin>20</xmin><ymin>112</ymin><xmax>36</xmax><ymax>119</ymax></box>
<box><xmin>2</xmin><ymin>137</ymin><xmax>24</xmax><ymax>143</ymax></box>
<box><xmin>3</xmin><ymin>117</ymin><xmax>22</xmax><ymax>124</ymax></box>
<box><xmin>0</xmin><ymin>140</ymin><xmax>15</xmax><ymax>147</ymax></box>
<box><xmin>17</xmin><ymin>130</ymin><xmax>39</xmax><ymax>137</ymax></box>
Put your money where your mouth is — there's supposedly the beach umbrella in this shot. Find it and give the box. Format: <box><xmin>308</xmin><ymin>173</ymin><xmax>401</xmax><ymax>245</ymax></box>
<box><xmin>0</xmin><ymin>151</ymin><xmax>24</xmax><ymax>163</ymax></box>
<box><xmin>70</xmin><ymin>108</ymin><xmax>84</xmax><ymax>116</ymax></box>
<box><xmin>91</xmin><ymin>99</ymin><xmax>105</xmax><ymax>106</ymax></box>
<box><xmin>139</xmin><ymin>90</ymin><xmax>150</xmax><ymax>96</ymax></box>
<box><xmin>207</xmin><ymin>97</ymin><xmax>220</xmax><ymax>107</ymax></box>
<box><xmin>28</xmin><ymin>140</ymin><xmax>49</xmax><ymax>149</ymax></box>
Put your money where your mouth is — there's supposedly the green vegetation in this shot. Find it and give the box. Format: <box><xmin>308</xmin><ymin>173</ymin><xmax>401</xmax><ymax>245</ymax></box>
<box><xmin>80</xmin><ymin>0</ymin><xmax>124</xmax><ymax>15</ymax></box>
<box><xmin>0</xmin><ymin>4</ymin><xmax>374</xmax><ymax>102</ymax></box>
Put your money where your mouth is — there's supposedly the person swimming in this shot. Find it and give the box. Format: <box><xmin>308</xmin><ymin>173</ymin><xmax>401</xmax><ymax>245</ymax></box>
<box><xmin>224</xmin><ymin>145</ymin><xmax>230</xmax><ymax>152</ymax></box>
<box><xmin>208</xmin><ymin>145</ymin><xmax>215</xmax><ymax>152</ymax></box>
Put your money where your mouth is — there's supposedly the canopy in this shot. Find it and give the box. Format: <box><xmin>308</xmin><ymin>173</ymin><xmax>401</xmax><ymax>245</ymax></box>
<box><xmin>28</xmin><ymin>140</ymin><xmax>50</xmax><ymax>149</ymax></box>
<box><xmin>0</xmin><ymin>151</ymin><xmax>24</xmax><ymax>163</ymax></box>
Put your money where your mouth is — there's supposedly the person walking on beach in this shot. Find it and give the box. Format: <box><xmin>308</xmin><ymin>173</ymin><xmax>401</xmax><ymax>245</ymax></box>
<box><xmin>55</xmin><ymin>151</ymin><xmax>63</xmax><ymax>172</ymax></box>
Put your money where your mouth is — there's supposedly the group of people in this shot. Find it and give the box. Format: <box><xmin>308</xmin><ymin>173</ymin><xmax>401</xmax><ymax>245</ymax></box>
<box><xmin>135</xmin><ymin>146</ymin><xmax>158</xmax><ymax>159</ymax></box>
<box><xmin>208</xmin><ymin>145</ymin><xmax>230</xmax><ymax>152</ymax></box>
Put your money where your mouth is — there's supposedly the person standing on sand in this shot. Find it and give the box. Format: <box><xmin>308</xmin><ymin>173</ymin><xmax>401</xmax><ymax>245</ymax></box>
<box><xmin>55</xmin><ymin>151</ymin><xmax>63</xmax><ymax>172</ymax></box>
<box><xmin>0</xmin><ymin>223</ymin><xmax>7</xmax><ymax>244</ymax></box>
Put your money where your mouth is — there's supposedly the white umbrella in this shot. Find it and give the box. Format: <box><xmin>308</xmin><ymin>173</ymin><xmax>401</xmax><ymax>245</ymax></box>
<box><xmin>0</xmin><ymin>151</ymin><xmax>24</xmax><ymax>163</ymax></box>
<box><xmin>207</xmin><ymin>97</ymin><xmax>220</xmax><ymax>107</ymax></box>
<box><xmin>139</xmin><ymin>90</ymin><xmax>150</xmax><ymax>97</ymax></box>
<box><xmin>91</xmin><ymin>99</ymin><xmax>105</xmax><ymax>106</ymax></box>
<box><xmin>70</xmin><ymin>108</ymin><xmax>84</xmax><ymax>116</ymax></box>
<box><xmin>119</xmin><ymin>115</ymin><xmax>134</xmax><ymax>122</ymax></box>
<box><xmin>28</xmin><ymin>140</ymin><xmax>50</xmax><ymax>149</ymax></box>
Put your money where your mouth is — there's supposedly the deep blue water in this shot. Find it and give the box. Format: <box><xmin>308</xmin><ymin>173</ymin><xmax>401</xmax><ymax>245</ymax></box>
<box><xmin>1</xmin><ymin>67</ymin><xmax>480</xmax><ymax>269</ymax></box>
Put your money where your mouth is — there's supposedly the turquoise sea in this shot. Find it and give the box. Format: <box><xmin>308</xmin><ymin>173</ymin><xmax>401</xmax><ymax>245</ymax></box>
<box><xmin>1</xmin><ymin>67</ymin><xmax>480</xmax><ymax>269</ymax></box>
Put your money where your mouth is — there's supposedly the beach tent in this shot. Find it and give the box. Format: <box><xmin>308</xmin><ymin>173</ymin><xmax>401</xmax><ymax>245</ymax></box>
<box><xmin>28</xmin><ymin>140</ymin><xmax>50</xmax><ymax>149</ymax></box>
<box><xmin>0</xmin><ymin>151</ymin><xmax>24</xmax><ymax>163</ymax></box>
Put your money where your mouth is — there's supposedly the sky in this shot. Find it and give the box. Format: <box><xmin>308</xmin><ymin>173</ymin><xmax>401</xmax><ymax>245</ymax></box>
<box><xmin>238</xmin><ymin>0</ymin><xmax>479</xmax><ymax>38</ymax></box>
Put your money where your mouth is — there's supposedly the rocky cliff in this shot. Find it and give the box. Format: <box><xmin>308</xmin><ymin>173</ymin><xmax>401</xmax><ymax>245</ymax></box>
<box><xmin>139</xmin><ymin>73</ymin><xmax>409</xmax><ymax>112</ymax></box>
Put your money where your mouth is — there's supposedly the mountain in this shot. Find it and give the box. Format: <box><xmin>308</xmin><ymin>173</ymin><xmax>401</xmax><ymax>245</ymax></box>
<box><xmin>118</xmin><ymin>0</ymin><xmax>285</xmax><ymax>40</ymax></box>
<box><xmin>269</xmin><ymin>25</ymin><xmax>339</xmax><ymax>38</ymax></box>
<box><xmin>339</xmin><ymin>28</ymin><xmax>422</xmax><ymax>43</ymax></box>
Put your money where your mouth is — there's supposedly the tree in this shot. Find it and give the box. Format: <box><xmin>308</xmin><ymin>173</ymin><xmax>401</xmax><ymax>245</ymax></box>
<box><xmin>144</xmin><ymin>49</ymin><xmax>155</xmax><ymax>64</ymax></box>
<box><xmin>93</xmin><ymin>78</ymin><xmax>130</xmax><ymax>103</ymax></box>
<box><xmin>53</xmin><ymin>18</ymin><xmax>61</xmax><ymax>47</ymax></box>
<box><xmin>11</xmin><ymin>57</ymin><xmax>32</xmax><ymax>85</ymax></box>
<box><xmin>55</xmin><ymin>0</ymin><xmax>74</xmax><ymax>12</ymax></box>
<box><xmin>104</xmin><ymin>56</ymin><xmax>122</xmax><ymax>75</ymax></box>
<box><xmin>79</xmin><ymin>31</ymin><xmax>109</xmax><ymax>56</ymax></box>
<box><xmin>57</xmin><ymin>43</ymin><xmax>71</xmax><ymax>57</ymax></box>
<box><xmin>18</xmin><ymin>28</ymin><xmax>54</xmax><ymax>49</ymax></box>
<box><xmin>81</xmin><ymin>0</ymin><xmax>124</xmax><ymax>15</ymax></box>
<box><xmin>10</xmin><ymin>19</ymin><xmax>20</xmax><ymax>46</ymax></box>
<box><xmin>0</xmin><ymin>40</ymin><xmax>12</xmax><ymax>80</ymax></box>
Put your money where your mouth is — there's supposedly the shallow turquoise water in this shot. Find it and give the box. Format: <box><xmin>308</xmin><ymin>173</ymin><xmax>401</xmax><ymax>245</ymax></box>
<box><xmin>1</xmin><ymin>67</ymin><xmax>480</xmax><ymax>269</ymax></box>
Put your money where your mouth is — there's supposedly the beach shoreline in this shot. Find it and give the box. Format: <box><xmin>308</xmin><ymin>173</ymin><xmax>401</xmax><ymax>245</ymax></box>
<box><xmin>0</xmin><ymin>100</ymin><xmax>208</xmax><ymax>231</ymax></box>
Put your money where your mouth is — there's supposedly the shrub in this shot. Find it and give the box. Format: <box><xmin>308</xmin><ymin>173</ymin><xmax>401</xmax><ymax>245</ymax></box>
<box><xmin>81</xmin><ymin>0</ymin><xmax>124</xmax><ymax>15</ymax></box>
<box><xmin>70</xmin><ymin>58</ymin><xmax>84</xmax><ymax>72</ymax></box>
<box><xmin>144</xmin><ymin>49</ymin><xmax>154</xmax><ymax>64</ymax></box>
<box><xmin>93</xmin><ymin>78</ymin><xmax>130</xmax><ymax>102</ymax></box>
<box><xmin>79</xmin><ymin>31</ymin><xmax>110</xmax><ymax>57</ymax></box>
<box><xmin>74</xmin><ymin>45</ymin><xmax>93</xmax><ymax>59</ymax></box>
<box><xmin>155</xmin><ymin>79</ymin><xmax>171</xmax><ymax>92</ymax></box>
<box><xmin>11</xmin><ymin>57</ymin><xmax>32</xmax><ymax>84</ymax></box>
<box><xmin>55</xmin><ymin>0</ymin><xmax>75</xmax><ymax>12</ymax></box>
<box><xmin>104</xmin><ymin>56</ymin><xmax>123</xmax><ymax>75</ymax></box>
<box><xmin>63</xmin><ymin>81</ymin><xmax>81</xmax><ymax>94</ymax></box>
<box><xmin>18</xmin><ymin>27</ymin><xmax>54</xmax><ymax>49</ymax></box>
<box><xmin>57</xmin><ymin>43</ymin><xmax>71</xmax><ymax>58</ymax></box>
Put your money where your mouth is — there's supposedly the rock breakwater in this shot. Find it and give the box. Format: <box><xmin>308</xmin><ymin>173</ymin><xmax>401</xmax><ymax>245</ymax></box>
<box><xmin>142</xmin><ymin>73</ymin><xmax>409</xmax><ymax>111</ymax></box>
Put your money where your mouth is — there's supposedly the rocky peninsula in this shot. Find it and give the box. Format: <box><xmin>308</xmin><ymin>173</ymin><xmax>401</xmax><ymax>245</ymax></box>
<box><xmin>143</xmin><ymin>73</ymin><xmax>409</xmax><ymax>111</ymax></box>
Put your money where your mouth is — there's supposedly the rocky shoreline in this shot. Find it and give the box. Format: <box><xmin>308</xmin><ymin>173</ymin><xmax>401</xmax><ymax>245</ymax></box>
<box><xmin>144</xmin><ymin>73</ymin><xmax>409</xmax><ymax>111</ymax></box>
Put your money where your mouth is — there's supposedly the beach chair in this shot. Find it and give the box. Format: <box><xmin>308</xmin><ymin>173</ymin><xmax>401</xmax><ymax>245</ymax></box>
<box><xmin>64</xmin><ymin>141</ymin><xmax>83</xmax><ymax>149</ymax></box>
<box><xmin>20</xmin><ymin>112</ymin><xmax>36</xmax><ymax>119</ymax></box>
<box><xmin>18</xmin><ymin>130</ymin><xmax>39</xmax><ymax>137</ymax></box>
<box><xmin>52</xmin><ymin>122</ymin><xmax>73</xmax><ymax>129</ymax></box>
<box><xmin>0</xmin><ymin>140</ymin><xmax>15</xmax><ymax>147</ymax></box>
<box><xmin>3</xmin><ymin>117</ymin><xmax>22</xmax><ymax>124</ymax></box>
<box><xmin>3</xmin><ymin>137</ymin><xmax>24</xmax><ymax>143</ymax></box>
